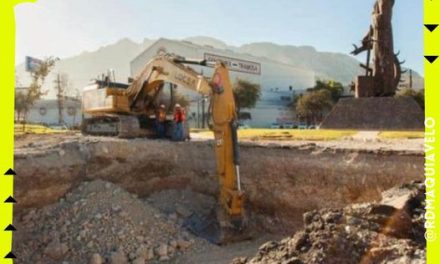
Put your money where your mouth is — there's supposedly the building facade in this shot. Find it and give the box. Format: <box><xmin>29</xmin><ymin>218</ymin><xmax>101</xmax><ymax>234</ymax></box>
<box><xmin>15</xmin><ymin>88</ymin><xmax>82</xmax><ymax>127</ymax></box>
<box><xmin>130</xmin><ymin>38</ymin><xmax>317</xmax><ymax>127</ymax></box>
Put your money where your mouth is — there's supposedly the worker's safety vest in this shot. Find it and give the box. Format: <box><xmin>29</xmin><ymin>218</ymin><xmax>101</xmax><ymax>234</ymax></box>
<box><xmin>174</xmin><ymin>110</ymin><xmax>185</xmax><ymax>123</ymax></box>
<box><xmin>157</xmin><ymin>110</ymin><xmax>166</xmax><ymax>122</ymax></box>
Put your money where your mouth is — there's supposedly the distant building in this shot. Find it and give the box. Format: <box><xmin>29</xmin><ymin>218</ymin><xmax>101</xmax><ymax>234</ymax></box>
<box><xmin>130</xmin><ymin>38</ymin><xmax>316</xmax><ymax>127</ymax></box>
<box><xmin>15</xmin><ymin>87</ymin><xmax>82</xmax><ymax>127</ymax></box>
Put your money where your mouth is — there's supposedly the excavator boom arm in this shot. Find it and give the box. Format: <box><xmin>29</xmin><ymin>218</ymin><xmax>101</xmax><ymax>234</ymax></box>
<box><xmin>126</xmin><ymin>55</ymin><xmax>247</xmax><ymax>243</ymax></box>
<box><xmin>126</xmin><ymin>55</ymin><xmax>212</xmax><ymax>111</ymax></box>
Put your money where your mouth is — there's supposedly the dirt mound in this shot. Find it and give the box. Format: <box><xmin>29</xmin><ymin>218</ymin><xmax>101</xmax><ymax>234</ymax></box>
<box><xmin>13</xmin><ymin>180</ymin><xmax>210</xmax><ymax>264</ymax></box>
<box><xmin>232</xmin><ymin>182</ymin><xmax>426</xmax><ymax>264</ymax></box>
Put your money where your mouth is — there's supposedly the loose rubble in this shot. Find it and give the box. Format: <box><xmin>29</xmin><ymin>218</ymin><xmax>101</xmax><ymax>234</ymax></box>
<box><xmin>13</xmin><ymin>180</ymin><xmax>210</xmax><ymax>264</ymax></box>
<box><xmin>13</xmin><ymin>179</ymin><xmax>427</xmax><ymax>264</ymax></box>
<box><xmin>12</xmin><ymin>133</ymin><xmax>425</xmax><ymax>263</ymax></box>
<box><xmin>146</xmin><ymin>189</ymin><xmax>216</xmax><ymax>225</ymax></box>
<box><xmin>232</xmin><ymin>182</ymin><xmax>426</xmax><ymax>264</ymax></box>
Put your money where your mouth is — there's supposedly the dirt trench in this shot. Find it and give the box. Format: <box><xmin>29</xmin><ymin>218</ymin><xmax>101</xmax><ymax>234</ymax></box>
<box><xmin>14</xmin><ymin>136</ymin><xmax>423</xmax><ymax>234</ymax></box>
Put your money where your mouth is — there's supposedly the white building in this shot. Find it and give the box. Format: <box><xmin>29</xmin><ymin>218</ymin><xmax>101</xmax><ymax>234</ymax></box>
<box><xmin>15</xmin><ymin>88</ymin><xmax>82</xmax><ymax>127</ymax></box>
<box><xmin>130</xmin><ymin>38</ymin><xmax>316</xmax><ymax>127</ymax></box>
<box><xmin>27</xmin><ymin>98</ymin><xmax>82</xmax><ymax>127</ymax></box>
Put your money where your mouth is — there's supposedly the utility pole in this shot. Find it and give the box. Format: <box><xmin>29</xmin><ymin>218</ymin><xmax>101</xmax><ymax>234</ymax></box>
<box><xmin>409</xmin><ymin>69</ymin><xmax>413</xmax><ymax>89</ymax></box>
<box><xmin>197</xmin><ymin>99</ymin><xmax>200</xmax><ymax>128</ymax></box>
<box><xmin>55</xmin><ymin>73</ymin><xmax>64</xmax><ymax>125</ymax></box>
<box><xmin>201</xmin><ymin>97</ymin><xmax>206</xmax><ymax>129</ymax></box>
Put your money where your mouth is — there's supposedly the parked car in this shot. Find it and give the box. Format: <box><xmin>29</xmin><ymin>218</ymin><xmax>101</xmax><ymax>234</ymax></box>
<box><xmin>283</xmin><ymin>122</ymin><xmax>294</xmax><ymax>129</ymax></box>
<box><xmin>238</xmin><ymin>123</ymin><xmax>251</xmax><ymax>129</ymax></box>
<box><xmin>298</xmin><ymin>122</ymin><xmax>307</xmax><ymax>129</ymax></box>
<box><xmin>270</xmin><ymin>123</ymin><xmax>281</xmax><ymax>129</ymax></box>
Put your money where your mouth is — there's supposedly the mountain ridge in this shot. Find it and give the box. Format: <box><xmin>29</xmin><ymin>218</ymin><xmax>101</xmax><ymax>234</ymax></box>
<box><xmin>16</xmin><ymin>36</ymin><xmax>423</xmax><ymax>98</ymax></box>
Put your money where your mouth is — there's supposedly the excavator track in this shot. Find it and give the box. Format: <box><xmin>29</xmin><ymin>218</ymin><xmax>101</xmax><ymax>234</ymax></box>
<box><xmin>81</xmin><ymin>115</ymin><xmax>150</xmax><ymax>138</ymax></box>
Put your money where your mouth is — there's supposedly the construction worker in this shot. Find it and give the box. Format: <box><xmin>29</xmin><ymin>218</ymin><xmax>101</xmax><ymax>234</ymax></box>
<box><xmin>155</xmin><ymin>104</ymin><xmax>167</xmax><ymax>138</ymax></box>
<box><xmin>173</xmin><ymin>103</ymin><xmax>185</xmax><ymax>141</ymax></box>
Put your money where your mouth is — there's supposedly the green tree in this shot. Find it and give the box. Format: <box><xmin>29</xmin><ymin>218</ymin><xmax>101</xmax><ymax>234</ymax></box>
<box><xmin>15</xmin><ymin>92</ymin><xmax>27</xmax><ymax>122</ymax></box>
<box><xmin>15</xmin><ymin>72</ymin><xmax>25</xmax><ymax>122</ymax></box>
<box><xmin>233</xmin><ymin>78</ymin><xmax>261</xmax><ymax>119</ymax></box>
<box><xmin>20</xmin><ymin>57</ymin><xmax>58</xmax><ymax>130</ymax></box>
<box><xmin>307</xmin><ymin>79</ymin><xmax>344</xmax><ymax>103</ymax></box>
<box><xmin>295</xmin><ymin>89</ymin><xmax>333</xmax><ymax>125</ymax></box>
<box><xmin>397</xmin><ymin>88</ymin><xmax>424</xmax><ymax>110</ymax></box>
<box><xmin>54</xmin><ymin>72</ymin><xmax>74</xmax><ymax>125</ymax></box>
<box><xmin>291</xmin><ymin>92</ymin><xmax>303</xmax><ymax>108</ymax></box>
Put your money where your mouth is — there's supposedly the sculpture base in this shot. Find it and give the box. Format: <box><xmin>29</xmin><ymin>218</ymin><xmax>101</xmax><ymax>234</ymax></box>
<box><xmin>356</xmin><ymin>76</ymin><xmax>376</xmax><ymax>97</ymax></box>
<box><xmin>320</xmin><ymin>97</ymin><xmax>424</xmax><ymax>130</ymax></box>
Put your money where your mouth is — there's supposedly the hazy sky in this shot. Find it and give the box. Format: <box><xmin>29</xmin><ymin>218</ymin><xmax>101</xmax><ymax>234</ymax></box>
<box><xmin>15</xmin><ymin>0</ymin><xmax>424</xmax><ymax>74</ymax></box>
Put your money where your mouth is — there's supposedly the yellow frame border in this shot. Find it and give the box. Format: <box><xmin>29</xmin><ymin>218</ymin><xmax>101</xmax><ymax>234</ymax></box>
<box><xmin>0</xmin><ymin>1</ymin><xmax>437</xmax><ymax>263</ymax></box>
<box><xmin>0</xmin><ymin>1</ymin><xmax>35</xmax><ymax>263</ymax></box>
<box><xmin>425</xmin><ymin>0</ymin><xmax>440</xmax><ymax>263</ymax></box>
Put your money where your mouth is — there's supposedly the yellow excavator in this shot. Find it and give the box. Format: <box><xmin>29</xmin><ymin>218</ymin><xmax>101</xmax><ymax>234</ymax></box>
<box><xmin>81</xmin><ymin>54</ymin><xmax>248</xmax><ymax>244</ymax></box>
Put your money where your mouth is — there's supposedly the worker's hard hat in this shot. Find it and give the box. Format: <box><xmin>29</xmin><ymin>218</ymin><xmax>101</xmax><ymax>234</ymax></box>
<box><xmin>175</xmin><ymin>103</ymin><xmax>181</xmax><ymax>108</ymax></box>
<box><xmin>160</xmin><ymin>104</ymin><xmax>165</xmax><ymax>108</ymax></box>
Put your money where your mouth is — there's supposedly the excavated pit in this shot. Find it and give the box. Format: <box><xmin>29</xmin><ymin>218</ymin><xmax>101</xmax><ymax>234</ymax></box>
<box><xmin>13</xmin><ymin>135</ymin><xmax>424</xmax><ymax>263</ymax></box>
<box><xmin>13</xmin><ymin>135</ymin><xmax>424</xmax><ymax>264</ymax></box>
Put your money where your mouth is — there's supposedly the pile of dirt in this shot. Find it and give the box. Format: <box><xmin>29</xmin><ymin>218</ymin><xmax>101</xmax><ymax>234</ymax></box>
<box><xmin>232</xmin><ymin>182</ymin><xmax>426</xmax><ymax>264</ymax></box>
<box><xmin>13</xmin><ymin>180</ymin><xmax>211</xmax><ymax>264</ymax></box>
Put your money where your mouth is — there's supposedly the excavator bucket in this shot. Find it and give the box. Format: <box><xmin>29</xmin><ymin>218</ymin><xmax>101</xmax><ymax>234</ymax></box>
<box><xmin>183</xmin><ymin>210</ymin><xmax>221</xmax><ymax>244</ymax></box>
<box><xmin>183</xmin><ymin>207</ymin><xmax>252</xmax><ymax>245</ymax></box>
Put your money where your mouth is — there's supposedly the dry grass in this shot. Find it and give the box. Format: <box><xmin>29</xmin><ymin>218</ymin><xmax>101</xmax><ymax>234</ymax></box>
<box><xmin>191</xmin><ymin>128</ymin><xmax>356</xmax><ymax>141</ymax></box>
<box><xmin>378</xmin><ymin>131</ymin><xmax>424</xmax><ymax>139</ymax></box>
<box><xmin>14</xmin><ymin>124</ymin><xmax>69</xmax><ymax>135</ymax></box>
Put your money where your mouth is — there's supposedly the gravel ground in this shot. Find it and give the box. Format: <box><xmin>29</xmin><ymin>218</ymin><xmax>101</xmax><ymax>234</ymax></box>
<box><xmin>12</xmin><ymin>133</ymin><xmax>424</xmax><ymax>263</ymax></box>
<box><xmin>13</xmin><ymin>180</ymin><xmax>210</xmax><ymax>264</ymax></box>
<box><xmin>15</xmin><ymin>133</ymin><xmax>423</xmax><ymax>153</ymax></box>
<box><xmin>13</xmin><ymin>181</ymin><xmax>277</xmax><ymax>264</ymax></box>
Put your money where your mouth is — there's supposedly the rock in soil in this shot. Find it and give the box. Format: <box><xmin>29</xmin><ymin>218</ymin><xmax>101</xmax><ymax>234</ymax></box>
<box><xmin>13</xmin><ymin>180</ymin><xmax>210</xmax><ymax>263</ymax></box>
<box><xmin>232</xmin><ymin>182</ymin><xmax>426</xmax><ymax>264</ymax></box>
